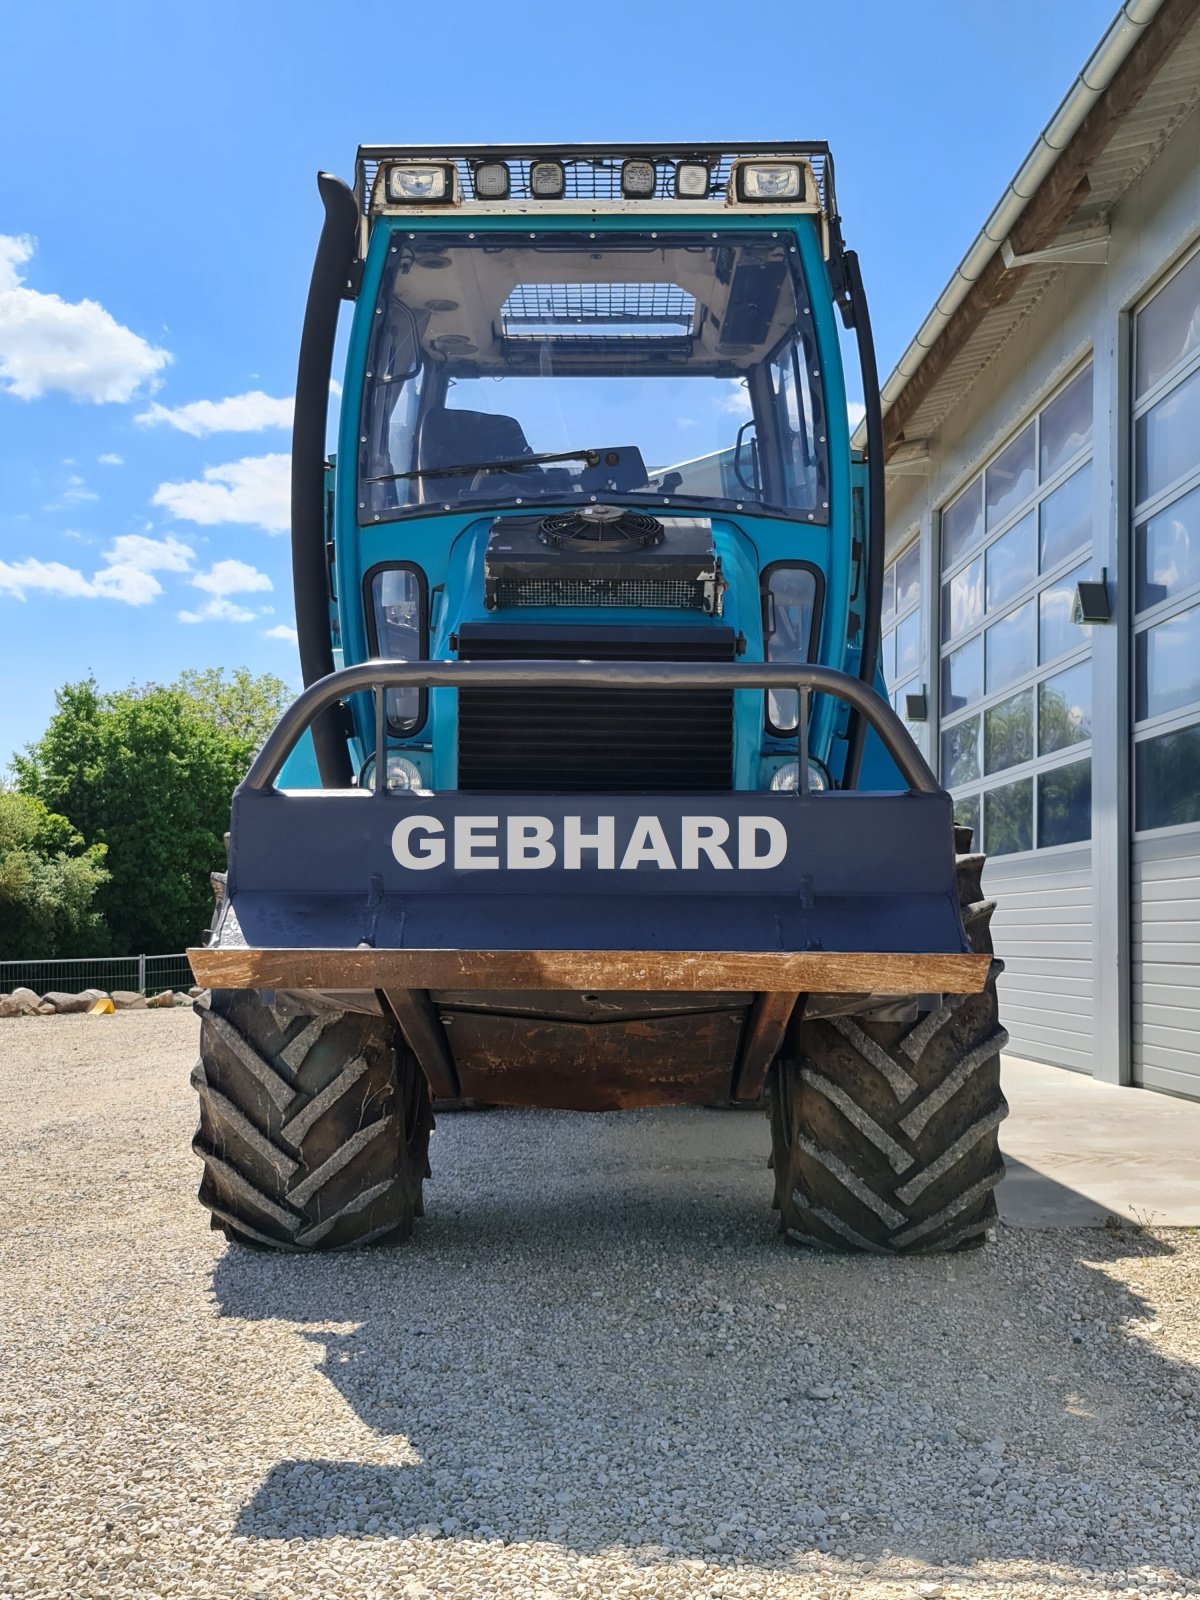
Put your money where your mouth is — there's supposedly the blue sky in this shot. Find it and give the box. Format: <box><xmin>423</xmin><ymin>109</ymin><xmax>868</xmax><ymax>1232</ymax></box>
<box><xmin>0</xmin><ymin>0</ymin><xmax>1118</xmax><ymax>768</ymax></box>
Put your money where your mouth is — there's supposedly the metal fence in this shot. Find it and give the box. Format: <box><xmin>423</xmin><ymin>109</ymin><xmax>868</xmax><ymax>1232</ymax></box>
<box><xmin>0</xmin><ymin>953</ymin><xmax>193</xmax><ymax>998</ymax></box>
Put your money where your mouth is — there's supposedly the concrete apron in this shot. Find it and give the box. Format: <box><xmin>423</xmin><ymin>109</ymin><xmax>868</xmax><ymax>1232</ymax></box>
<box><xmin>999</xmin><ymin>1056</ymin><xmax>1200</xmax><ymax>1228</ymax></box>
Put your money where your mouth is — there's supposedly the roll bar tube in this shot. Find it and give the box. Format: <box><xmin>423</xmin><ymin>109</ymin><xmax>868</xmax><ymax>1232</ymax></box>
<box><xmin>243</xmin><ymin>660</ymin><xmax>942</xmax><ymax>797</ymax></box>
<box><xmin>291</xmin><ymin>172</ymin><xmax>359</xmax><ymax>789</ymax></box>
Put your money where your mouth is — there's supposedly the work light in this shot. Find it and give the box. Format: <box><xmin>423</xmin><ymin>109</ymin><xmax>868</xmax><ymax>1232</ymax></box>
<box><xmin>736</xmin><ymin>161</ymin><xmax>804</xmax><ymax>202</ymax></box>
<box><xmin>770</xmin><ymin>760</ymin><xmax>827</xmax><ymax>793</ymax></box>
<box><xmin>529</xmin><ymin>160</ymin><xmax>566</xmax><ymax>198</ymax></box>
<box><xmin>385</xmin><ymin>163</ymin><xmax>456</xmax><ymax>204</ymax></box>
<box><xmin>674</xmin><ymin>161</ymin><xmax>710</xmax><ymax>198</ymax></box>
<box><xmin>621</xmin><ymin>159</ymin><xmax>656</xmax><ymax>198</ymax></box>
<box><xmin>472</xmin><ymin>161</ymin><xmax>510</xmax><ymax>199</ymax></box>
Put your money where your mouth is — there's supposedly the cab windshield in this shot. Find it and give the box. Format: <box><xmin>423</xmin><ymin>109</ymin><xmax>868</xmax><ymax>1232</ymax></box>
<box><xmin>358</xmin><ymin>231</ymin><xmax>829</xmax><ymax>523</ymax></box>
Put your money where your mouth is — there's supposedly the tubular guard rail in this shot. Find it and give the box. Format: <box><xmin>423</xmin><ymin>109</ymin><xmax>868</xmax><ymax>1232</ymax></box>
<box><xmin>244</xmin><ymin>660</ymin><xmax>942</xmax><ymax>797</ymax></box>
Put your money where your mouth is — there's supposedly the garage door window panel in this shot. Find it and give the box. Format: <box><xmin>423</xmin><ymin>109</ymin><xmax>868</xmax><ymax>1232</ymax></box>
<box><xmin>1039</xmin><ymin>661</ymin><xmax>1091</xmax><ymax>755</ymax></box>
<box><xmin>1038</xmin><ymin>758</ymin><xmax>1091</xmax><ymax>849</ymax></box>
<box><xmin>985</xmin><ymin>777</ymin><xmax>1033</xmax><ymax>857</ymax></box>
<box><xmin>938</xmin><ymin>361</ymin><xmax>1094</xmax><ymax>855</ymax></box>
<box><xmin>881</xmin><ymin>536</ymin><xmax>926</xmax><ymax>753</ymax></box>
<box><xmin>1136</xmin><ymin>483</ymin><xmax>1200</xmax><ymax>613</ymax></box>
<box><xmin>1133</xmin><ymin>250</ymin><xmax>1200</xmax><ymax>839</ymax></box>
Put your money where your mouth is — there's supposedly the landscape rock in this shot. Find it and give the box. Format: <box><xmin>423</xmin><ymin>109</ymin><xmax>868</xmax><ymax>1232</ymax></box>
<box><xmin>35</xmin><ymin>1000</ymin><xmax>56</xmax><ymax>1014</ymax></box>
<box><xmin>188</xmin><ymin>985</ymin><xmax>204</xmax><ymax>999</ymax></box>
<box><xmin>8</xmin><ymin>987</ymin><xmax>41</xmax><ymax>1015</ymax></box>
<box><xmin>41</xmin><ymin>990</ymin><xmax>106</xmax><ymax>1015</ymax></box>
<box><xmin>0</xmin><ymin>994</ymin><xmax>21</xmax><ymax>1018</ymax></box>
<box><xmin>111</xmin><ymin>991</ymin><xmax>149</xmax><ymax>1011</ymax></box>
<box><xmin>146</xmin><ymin>989</ymin><xmax>176</xmax><ymax>1009</ymax></box>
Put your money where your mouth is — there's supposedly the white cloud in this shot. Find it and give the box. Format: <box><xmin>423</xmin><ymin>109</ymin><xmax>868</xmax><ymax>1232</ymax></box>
<box><xmin>329</xmin><ymin>379</ymin><xmax>342</xmax><ymax>400</ymax></box>
<box><xmin>136</xmin><ymin>389</ymin><xmax>293</xmax><ymax>437</ymax></box>
<box><xmin>103</xmin><ymin>533</ymin><xmax>194</xmax><ymax>572</ymax></box>
<box><xmin>90</xmin><ymin>564</ymin><xmax>162</xmax><ymax>605</ymax></box>
<box><xmin>98</xmin><ymin>452</ymin><xmax>123</xmax><ymax>466</ymax></box>
<box><xmin>152</xmin><ymin>453</ymin><xmax>290</xmax><ymax>533</ymax></box>
<box><xmin>190</xmin><ymin>558</ymin><xmax>273</xmax><ymax>597</ymax></box>
<box><xmin>0</xmin><ymin>233</ymin><xmax>171</xmax><ymax>403</ymax></box>
<box><xmin>0</xmin><ymin>557</ymin><xmax>96</xmax><ymax>600</ymax></box>
<box><xmin>0</xmin><ymin>554</ymin><xmax>159</xmax><ymax>605</ymax></box>
<box><xmin>263</xmin><ymin>623</ymin><xmax>298</xmax><ymax>644</ymax></box>
<box><xmin>719</xmin><ymin>381</ymin><xmax>753</xmax><ymax>418</ymax></box>
<box><xmin>178</xmin><ymin>596</ymin><xmax>256</xmax><ymax>624</ymax></box>
<box><xmin>63</xmin><ymin>473</ymin><xmax>98</xmax><ymax>503</ymax></box>
<box><xmin>848</xmin><ymin>401</ymin><xmax>867</xmax><ymax>430</ymax></box>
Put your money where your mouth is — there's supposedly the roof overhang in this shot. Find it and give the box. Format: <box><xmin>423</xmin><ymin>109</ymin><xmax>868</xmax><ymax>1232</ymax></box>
<box><xmin>864</xmin><ymin>0</ymin><xmax>1200</xmax><ymax>464</ymax></box>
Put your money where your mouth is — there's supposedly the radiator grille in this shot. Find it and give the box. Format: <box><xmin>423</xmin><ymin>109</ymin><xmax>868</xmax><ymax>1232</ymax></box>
<box><xmin>492</xmin><ymin>578</ymin><xmax>709</xmax><ymax>611</ymax></box>
<box><xmin>457</xmin><ymin>626</ymin><xmax>735</xmax><ymax>793</ymax></box>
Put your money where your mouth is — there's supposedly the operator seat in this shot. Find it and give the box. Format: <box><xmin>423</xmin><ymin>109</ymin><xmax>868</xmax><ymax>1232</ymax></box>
<box><xmin>417</xmin><ymin>408</ymin><xmax>540</xmax><ymax>501</ymax></box>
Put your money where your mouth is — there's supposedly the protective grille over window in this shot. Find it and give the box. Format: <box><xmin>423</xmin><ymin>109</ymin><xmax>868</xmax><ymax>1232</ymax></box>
<box><xmin>501</xmin><ymin>283</ymin><xmax>696</xmax><ymax>339</ymax></box>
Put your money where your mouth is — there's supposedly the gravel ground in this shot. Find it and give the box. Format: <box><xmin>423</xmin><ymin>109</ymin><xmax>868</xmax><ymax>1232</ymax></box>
<box><xmin>1</xmin><ymin>1010</ymin><xmax>1199</xmax><ymax>1600</ymax></box>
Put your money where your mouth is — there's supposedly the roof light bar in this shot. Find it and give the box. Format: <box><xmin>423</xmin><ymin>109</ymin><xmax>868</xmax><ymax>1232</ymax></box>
<box><xmin>384</xmin><ymin>161</ymin><xmax>458</xmax><ymax>204</ymax></box>
<box><xmin>734</xmin><ymin>160</ymin><xmax>805</xmax><ymax>203</ymax></box>
<box><xmin>472</xmin><ymin>160</ymin><xmax>510</xmax><ymax>199</ymax></box>
<box><xmin>621</xmin><ymin>158</ymin><xmax>656</xmax><ymax>198</ymax></box>
<box><xmin>674</xmin><ymin>161</ymin><xmax>710</xmax><ymax>198</ymax></box>
<box><xmin>529</xmin><ymin>159</ymin><xmax>565</xmax><ymax>198</ymax></box>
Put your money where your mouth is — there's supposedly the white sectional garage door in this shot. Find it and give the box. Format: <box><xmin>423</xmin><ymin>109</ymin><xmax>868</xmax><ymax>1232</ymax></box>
<box><xmin>1132</xmin><ymin>834</ymin><xmax>1200</xmax><ymax>1096</ymax></box>
<box><xmin>1129</xmin><ymin>246</ymin><xmax>1200</xmax><ymax>1100</ymax></box>
<box><xmin>986</xmin><ymin>848</ymin><xmax>1094</xmax><ymax>1074</ymax></box>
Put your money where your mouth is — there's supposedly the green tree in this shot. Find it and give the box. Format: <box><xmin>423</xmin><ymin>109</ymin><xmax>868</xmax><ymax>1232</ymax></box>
<box><xmin>13</xmin><ymin>668</ymin><xmax>288</xmax><ymax>954</ymax></box>
<box><xmin>173</xmin><ymin>666</ymin><xmax>291</xmax><ymax>753</ymax></box>
<box><xmin>0</xmin><ymin>789</ymin><xmax>109</xmax><ymax>959</ymax></box>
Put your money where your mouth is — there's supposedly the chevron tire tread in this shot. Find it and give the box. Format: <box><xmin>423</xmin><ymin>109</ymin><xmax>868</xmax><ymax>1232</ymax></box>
<box><xmin>768</xmin><ymin>826</ymin><xmax>1008</xmax><ymax>1254</ymax></box>
<box><xmin>191</xmin><ymin>989</ymin><xmax>431</xmax><ymax>1252</ymax></box>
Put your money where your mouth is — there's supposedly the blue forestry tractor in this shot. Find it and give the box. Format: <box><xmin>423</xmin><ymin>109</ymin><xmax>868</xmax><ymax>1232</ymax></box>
<box><xmin>188</xmin><ymin>144</ymin><xmax>1008</xmax><ymax>1255</ymax></box>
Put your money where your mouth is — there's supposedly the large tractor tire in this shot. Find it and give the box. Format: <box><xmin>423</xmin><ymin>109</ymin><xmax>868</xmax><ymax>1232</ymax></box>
<box><xmin>768</xmin><ymin>827</ymin><xmax>1009</xmax><ymax>1253</ymax></box>
<box><xmin>191</xmin><ymin>990</ymin><xmax>432</xmax><ymax>1252</ymax></box>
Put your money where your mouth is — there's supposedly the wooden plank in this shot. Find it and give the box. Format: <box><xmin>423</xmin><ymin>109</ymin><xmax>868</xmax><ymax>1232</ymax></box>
<box><xmin>381</xmin><ymin>987</ymin><xmax>460</xmax><ymax>1101</ymax></box>
<box><xmin>189</xmin><ymin>946</ymin><xmax>990</xmax><ymax>995</ymax></box>
<box><xmin>732</xmin><ymin>991</ymin><xmax>798</xmax><ymax>1102</ymax></box>
<box><xmin>446</xmin><ymin>1009</ymin><xmax>741</xmax><ymax>1111</ymax></box>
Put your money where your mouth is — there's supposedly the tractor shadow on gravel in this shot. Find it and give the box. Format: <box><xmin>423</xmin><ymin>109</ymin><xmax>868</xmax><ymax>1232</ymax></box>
<box><xmin>214</xmin><ymin>1108</ymin><xmax>1200</xmax><ymax>1586</ymax></box>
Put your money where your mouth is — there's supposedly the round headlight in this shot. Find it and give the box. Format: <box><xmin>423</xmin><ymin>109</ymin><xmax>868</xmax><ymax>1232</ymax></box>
<box><xmin>386</xmin><ymin>755</ymin><xmax>423</xmax><ymax>792</ymax></box>
<box><xmin>770</xmin><ymin>760</ymin><xmax>827</xmax><ymax>793</ymax></box>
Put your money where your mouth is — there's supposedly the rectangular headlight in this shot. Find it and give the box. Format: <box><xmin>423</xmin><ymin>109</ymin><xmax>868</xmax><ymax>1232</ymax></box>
<box><xmin>386</xmin><ymin>163</ymin><xmax>456</xmax><ymax>204</ymax></box>
<box><xmin>621</xmin><ymin>159</ymin><xmax>656</xmax><ymax>198</ymax></box>
<box><xmin>674</xmin><ymin>161</ymin><xmax>710</xmax><ymax>198</ymax></box>
<box><xmin>472</xmin><ymin>161</ymin><xmax>510</xmax><ymax>199</ymax></box>
<box><xmin>529</xmin><ymin>159</ymin><xmax>566</xmax><ymax>198</ymax></box>
<box><xmin>736</xmin><ymin>161</ymin><xmax>804</xmax><ymax>202</ymax></box>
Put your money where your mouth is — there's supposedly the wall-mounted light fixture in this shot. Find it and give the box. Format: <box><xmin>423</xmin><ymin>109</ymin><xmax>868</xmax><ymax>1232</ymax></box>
<box><xmin>1073</xmin><ymin>569</ymin><xmax>1111</xmax><ymax>625</ymax></box>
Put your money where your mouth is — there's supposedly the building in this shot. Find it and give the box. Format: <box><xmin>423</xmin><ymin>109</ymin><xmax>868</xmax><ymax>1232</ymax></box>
<box><xmin>872</xmin><ymin>0</ymin><xmax>1200</xmax><ymax>1097</ymax></box>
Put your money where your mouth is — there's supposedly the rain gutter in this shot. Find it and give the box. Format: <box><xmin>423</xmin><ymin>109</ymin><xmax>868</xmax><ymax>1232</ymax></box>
<box><xmin>855</xmin><ymin>0</ymin><xmax>1166</xmax><ymax>446</ymax></box>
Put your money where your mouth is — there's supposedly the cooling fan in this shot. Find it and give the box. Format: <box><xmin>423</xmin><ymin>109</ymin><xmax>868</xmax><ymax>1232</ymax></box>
<box><xmin>539</xmin><ymin>504</ymin><xmax>665</xmax><ymax>553</ymax></box>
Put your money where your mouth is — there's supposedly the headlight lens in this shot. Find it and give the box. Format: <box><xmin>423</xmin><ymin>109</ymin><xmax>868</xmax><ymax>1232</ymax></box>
<box><xmin>386</xmin><ymin>163</ymin><xmax>453</xmax><ymax>203</ymax></box>
<box><xmin>737</xmin><ymin>162</ymin><xmax>803</xmax><ymax>202</ymax></box>
<box><xmin>675</xmin><ymin>160</ymin><xmax>710</xmax><ymax>198</ymax></box>
<box><xmin>770</xmin><ymin>760</ymin><xmax>827</xmax><ymax>793</ymax></box>
<box><xmin>621</xmin><ymin>159</ymin><xmax>656</xmax><ymax>198</ymax></box>
<box><xmin>472</xmin><ymin>161</ymin><xmax>510</xmax><ymax>199</ymax></box>
<box><xmin>385</xmin><ymin>755</ymin><xmax>423</xmax><ymax>792</ymax></box>
<box><xmin>529</xmin><ymin>160</ymin><xmax>566</xmax><ymax>198</ymax></box>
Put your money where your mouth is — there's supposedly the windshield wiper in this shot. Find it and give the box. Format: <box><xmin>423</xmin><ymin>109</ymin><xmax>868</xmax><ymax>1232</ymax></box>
<box><xmin>366</xmin><ymin>446</ymin><xmax>602</xmax><ymax>484</ymax></box>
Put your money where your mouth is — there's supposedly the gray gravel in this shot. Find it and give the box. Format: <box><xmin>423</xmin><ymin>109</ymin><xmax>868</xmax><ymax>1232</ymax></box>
<box><xmin>2</xmin><ymin>1010</ymin><xmax>1199</xmax><ymax>1600</ymax></box>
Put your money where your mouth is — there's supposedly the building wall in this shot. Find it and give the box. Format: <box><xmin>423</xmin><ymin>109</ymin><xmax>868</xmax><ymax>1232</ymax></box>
<box><xmin>881</xmin><ymin>99</ymin><xmax>1200</xmax><ymax>1092</ymax></box>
